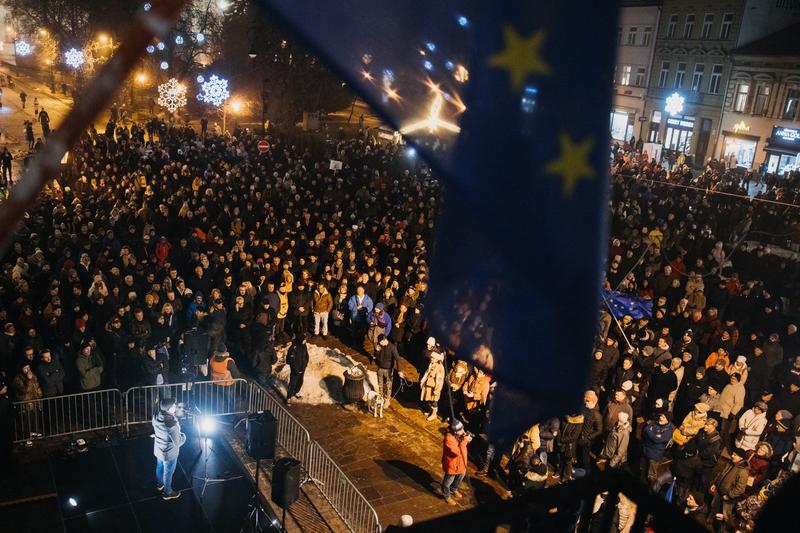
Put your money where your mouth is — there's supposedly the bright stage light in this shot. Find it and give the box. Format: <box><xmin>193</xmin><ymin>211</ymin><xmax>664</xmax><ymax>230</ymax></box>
<box><xmin>406</xmin><ymin>147</ymin><xmax>416</xmax><ymax>157</ymax></box>
<box><xmin>199</xmin><ymin>415</ymin><xmax>217</xmax><ymax>436</ymax></box>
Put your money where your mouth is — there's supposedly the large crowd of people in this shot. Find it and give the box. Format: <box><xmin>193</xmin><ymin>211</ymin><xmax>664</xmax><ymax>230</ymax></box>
<box><xmin>2</xmin><ymin>114</ymin><xmax>800</xmax><ymax>530</ymax></box>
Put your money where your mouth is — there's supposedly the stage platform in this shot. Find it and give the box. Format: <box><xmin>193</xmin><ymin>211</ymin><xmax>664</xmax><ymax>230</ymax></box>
<box><xmin>0</xmin><ymin>421</ymin><xmax>278</xmax><ymax>533</ymax></box>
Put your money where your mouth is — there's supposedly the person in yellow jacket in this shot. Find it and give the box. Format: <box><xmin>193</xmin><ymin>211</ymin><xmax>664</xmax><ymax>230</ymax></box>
<box><xmin>673</xmin><ymin>402</ymin><xmax>710</xmax><ymax>446</ymax></box>
<box><xmin>275</xmin><ymin>284</ymin><xmax>290</xmax><ymax>341</ymax></box>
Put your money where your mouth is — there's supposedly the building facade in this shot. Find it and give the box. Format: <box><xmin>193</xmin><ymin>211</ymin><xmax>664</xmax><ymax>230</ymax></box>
<box><xmin>640</xmin><ymin>0</ymin><xmax>800</xmax><ymax>166</ymax></box>
<box><xmin>611</xmin><ymin>1</ymin><xmax>662</xmax><ymax>142</ymax></box>
<box><xmin>718</xmin><ymin>22</ymin><xmax>800</xmax><ymax>173</ymax></box>
<box><xmin>641</xmin><ymin>0</ymin><xmax>747</xmax><ymax>165</ymax></box>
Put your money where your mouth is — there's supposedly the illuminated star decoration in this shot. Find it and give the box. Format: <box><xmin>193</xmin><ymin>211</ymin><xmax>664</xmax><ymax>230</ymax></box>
<box><xmin>665</xmin><ymin>92</ymin><xmax>685</xmax><ymax>116</ymax></box>
<box><xmin>157</xmin><ymin>78</ymin><xmax>187</xmax><ymax>113</ymax></box>
<box><xmin>400</xmin><ymin>87</ymin><xmax>462</xmax><ymax>135</ymax></box>
<box><xmin>197</xmin><ymin>75</ymin><xmax>230</xmax><ymax>107</ymax></box>
<box><xmin>545</xmin><ymin>132</ymin><xmax>595</xmax><ymax>196</ymax></box>
<box><xmin>64</xmin><ymin>48</ymin><xmax>85</xmax><ymax>69</ymax></box>
<box><xmin>15</xmin><ymin>40</ymin><xmax>33</xmax><ymax>57</ymax></box>
<box><xmin>488</xmin><ymin>26</ymin><xmax>551</xmax><ymax>90</ymax></box>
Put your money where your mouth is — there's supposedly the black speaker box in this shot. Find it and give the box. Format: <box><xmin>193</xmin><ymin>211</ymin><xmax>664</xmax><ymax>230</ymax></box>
<box><xmin>271</xmin><ymin>457</ymin><xmax>301</xmax><ymax>508</ymax></box>
<box><xmin>245</xmin><ymin>411</ymin><xmax>277</xmax><ymax>460</ymax></box>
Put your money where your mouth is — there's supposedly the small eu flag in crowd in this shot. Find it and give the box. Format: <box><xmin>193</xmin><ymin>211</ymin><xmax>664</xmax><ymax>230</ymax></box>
<box><xmin>256</xmin><ymin>0</ymin><xmax>619</xmax><ymax>448</ymax></box>
<box><xmin>602</xmin><ymin>289</ymin><xmax>654</xmax><ymax>321</ymax></box>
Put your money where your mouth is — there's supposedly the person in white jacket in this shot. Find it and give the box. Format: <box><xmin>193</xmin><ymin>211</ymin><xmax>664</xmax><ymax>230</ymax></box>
<box><xmin>734</xmin><ymin>401</ymin><xmax>768</xmax><ymax>452</ymax></box>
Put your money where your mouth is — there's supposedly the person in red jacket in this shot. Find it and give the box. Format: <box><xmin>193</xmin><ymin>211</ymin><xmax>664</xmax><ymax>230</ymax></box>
<box><xmin>155</xmin><ymin>236</ymin><xmax>171</xmax><ymax>266</ymax></box>
<box><xmin>441</xmin><ymin>419</ymin><xmax>471</xmax><ymax>505</ymax></box>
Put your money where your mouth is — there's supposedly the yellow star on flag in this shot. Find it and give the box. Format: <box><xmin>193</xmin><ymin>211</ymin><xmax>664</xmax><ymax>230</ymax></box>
<box><xmin>487</xmin><ymin>26</ymin><xmax>551</xmax><ymax>90</ymax></box>
<box><xmin>545</xmin><ymin>133</ymin><xmax>595</xmax><ymax>196</ymax></box>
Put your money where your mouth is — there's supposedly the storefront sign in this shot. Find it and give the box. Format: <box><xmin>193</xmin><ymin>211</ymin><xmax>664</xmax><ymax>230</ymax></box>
<box><xmin>772</xmin><ymin>126</ymin><xmax>800</xmax><ymax>144</ymax></box>
<box><xmin>733</xmin><ymin>121</ymin><xmax>750</xmax><ymax>133</ymax></box>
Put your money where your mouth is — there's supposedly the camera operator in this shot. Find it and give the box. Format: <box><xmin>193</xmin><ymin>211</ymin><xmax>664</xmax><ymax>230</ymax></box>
<box><xmin>441</xmin><ymin>419</ymin><xmax>472</xmax><ymax>506</ymax></box>
<box><xmin>152</xmin><ymin>397</ymin><xmax>186</xmax><ymax>501</ymax></box>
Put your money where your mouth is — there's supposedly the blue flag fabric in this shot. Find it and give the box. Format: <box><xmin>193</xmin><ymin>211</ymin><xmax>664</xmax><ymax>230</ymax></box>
<box><xmin>602</xmin><ymin>289</ymin><xmax>654</xmax><ymax>320</ymax></box>
<box><xmin>256</xmin><ymin>0</ymin><xmax>618</xmax><ymax>448</ymax></box>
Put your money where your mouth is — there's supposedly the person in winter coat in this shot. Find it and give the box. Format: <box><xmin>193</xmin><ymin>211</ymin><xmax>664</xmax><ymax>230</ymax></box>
<box><xmin>578</xmin><ymin>390</ymin><xmax>603</xmax><ymax>473</ymax></box>
<box><xmin>556</xmin><ymin>412</ymin><xmax>584</xmax><ymax>480</ymax></box>
<box><xmin>744</xmin><ymin>442</ymin><xmax>772</xmax><ymax>495</ymax></box>
<box><xmin>312</xmin><ymin>284</ymin><xmax>333</xmax><ymax>338</ymax></box>
<box><xmin>735</xmin><ymin>401</ymin><xmax>769</xmax><ymax>451</ymax></box>
<box><xmin>720</xmin><ymin>372</ymin><xmax>746</xmax><ymax>441</ymax></box>
<box><xmin>600</xmin><ymin>411</ymin><xmax>631</xmax><ymax>469</ymax></box>
<box><xmin>251</xmin><ymin>301</ymin><xmax>277</xmax><ymax>380</ymax></box>
<box><xmin>673</xmin><ymin>402</ymin><xmax>710</xmax><ymax>446</ymax></box>
<box><xmin>420</xmin><ymin>349</ymin><xmax>445</xmax><ymax>421</ymax></box>
<box><xmin>641</xmin><ymin>412</ymin><xmax>674</xmax><ymax>484</ymax></box>
<box><xmin>603</xmin><ymin>389</ymin><xmax>633</xmax><ymax>432</ymax></box>
<box><xmin>647</xmin><ymin>360</ymin><xmax>678</xmax><ymax>415</ymax></box>
<box><xmin>227</xmin><ymin>296</ymin><xmax>253</xmax><ymax>362</ymax></box>
<box><xmin>364</xmin><ymin>302</ymin><xmax>391</xmax><ymax>357</ymax></box>
<box><xmin>440</xmin><ymin>419</ymin><xmax>471</xmax><ymax>505</ymax></box>
<box><xmin>34</xmin><ymin>349</ymin><xmax>64</xmax><ymax>397</ymax></box>
<box><xmin>286</xmin><ymin>335</ymin><xmax>310</xmax><ymax>403</ymax></box>
<box><xmin>675</xmin><ymin>366</ymin><xmax>707</xmax><ymax>423</ymax></box>
<box><xmin>142</xmin><ymin>345</ymin><xmax>169</xmax><ymax>385</ymax></box>
<box><xmin>12</xmin><ymin>362</ymin><xmax>43</xmax><ymax>429</ymax></box>
<box><xmin>673</xmin><ymin>418</ymin><xmax>722</xmax><ymax>502</ymax></box>
<box><xmin>347</xmin><ymin>285</ymin><xmax>373</xmax><ymax>342</ymax></box>
<box><xmin>709</xmin><ymin>447</ymin><xmax>749</xmax><ymax>524</ymax></box>
<box><xmin>152</xmin><ymin>397</ymin><xmax>186</xmax><ymax>500</ymax></box>
<box><xmin>76</xmin><ymin>343</ymin><xmax>103</xmax><ymax>391</ymax></box>
<box><xmin>462</xmin><ymin>367</ymin><xmax>491</xmax><ymax>415</ymax></box>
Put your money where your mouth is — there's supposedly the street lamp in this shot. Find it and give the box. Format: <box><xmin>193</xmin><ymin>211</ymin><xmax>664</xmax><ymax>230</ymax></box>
<box><xmin>223</xmin><ymin>97</ymin><xmax>244</xmax><ymax>133</ymax></box>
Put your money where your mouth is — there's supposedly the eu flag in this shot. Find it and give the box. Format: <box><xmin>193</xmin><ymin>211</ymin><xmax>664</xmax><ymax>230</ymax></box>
<box><xmin>256</xmin><ymin>0</ymin><xmax>619</xmax><ymax>448</ymax></box>
<box><xmin>602</xmin><ymin>289</ymin><xmax>654</xmax><ymax>320</ymax></box>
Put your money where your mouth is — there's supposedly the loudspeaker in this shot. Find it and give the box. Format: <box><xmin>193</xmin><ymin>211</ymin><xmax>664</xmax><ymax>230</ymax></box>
<box><xmin>182</xmin><ymin>329</ymin><xmax>210</xmax><ymax>366</ymax></box>
<box><xmin>245</xmin><ymin>412</ymin><xmax>277</xmax><ymax>460</ymax></box>
<box><xmin>271</xmin><ymin>457</ymin><xmax>301</xmax><ymax>508</ymax></box>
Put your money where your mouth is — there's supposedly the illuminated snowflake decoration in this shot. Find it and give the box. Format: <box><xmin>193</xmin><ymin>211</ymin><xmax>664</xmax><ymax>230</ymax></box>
<box><xmin>15</xmin><ymin>40</ymin><xmax>32</xmax><ymax>56</ymax></box>
<box><xmin>175</xmin><ymin>35</ymin><xmax>184</xmax><ymax>45</ymax></box>
<box><xmin>143</xmin><ymin>2</ymin><xmax>152</xmax><ymax>11</ymax></box>
<box><xmin>146</xmin><ymin>45</ymin><xmax>155</xmax><ymax>54</ymax></box>
<box><xmin>196</xmin><ymin>32</ymin><xmax>205</xmax><ymax>43</ymax></box>
<box><xmin>160</xmin><ymin>61</ymin><xmax>169</xmax><ymax>70</ymax></box>
<box><xmin>665</xmin><ymin>92</ymin><xmax>685</xmax><ymax>116</ymax></box>
<box><xmin>157</xmin><ymin>78</ymin><xmax>187</xmax><ymax>113</ymax></box>
<box><xmin>197</xmin><ymin>75</ymin><xmax>230</xmax><ymax>107</ymax></box>
<box><xmin>64</xmin><ymin>48</ymin><xmax>85</xmax><ymax>69</ymax></box>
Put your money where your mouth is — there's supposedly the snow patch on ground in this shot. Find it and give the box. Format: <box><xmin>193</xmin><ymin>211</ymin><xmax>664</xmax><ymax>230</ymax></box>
<box><xmin>270</xmin><ymin>343</ymin><xmax>378</xmax><ymax>405</ymax></box>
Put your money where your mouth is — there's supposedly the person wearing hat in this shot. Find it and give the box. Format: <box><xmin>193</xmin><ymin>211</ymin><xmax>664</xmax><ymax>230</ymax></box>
<box><xmin>674</xmin><ymin>402</ymin><xmax>710</xmax><ymax>446</ymax></box>
<box><xmin>744</xmin><ymin>442</ymin><xmax>773</xmax><ymax>495</ymax></box>
<box><xmin>440</xmin><ymin>419</ymin><xmax>471</xmax><ymax>506</ymax></box>
<box><xmin>420</xmin><ymin>346</ymin><xmax>445</xmax><ymax>421</ymax></box>
<box><xmin>76</xmin><ymin>342</ymin><xmax>103</xmax><ymax>392</ymax></box>
<box><xmin>735</xmin><ymin>401</ymin><xmax>769</xmax><ymax>452</ymax></box>
<box><xmin>709</xmin><ymin>447</ymin><xmax>749</xmax><ymax>524</ymax></box>
<box><xmin>604</xmin><ymin>389</ymin><xmax>633</xmax><ymax>432</ymax></box>
<box><xmin>600</xmin><ymin>411</ymin><xmax>631</xmax><ymax>469</ymax></box>
<box><xmin>681</xmin><ymin>491</ymin><xmax>708</xmax><ymax>526</ymax></box>
<box><xmin>675</xmin><ymin>366</ymin><xmax>707</xmax><ymax>423</ymax></box>
<box><xmin>763</xmin><ymin>410</ymin><xmax>794</xmax><ymax>463</ymax></box>
<box><xmin>142</xmin><ymin>345</ymin><xmax>170</xmax><ymax>386</ymax></box>
<box><xmin>719</xmin><ymin>372</ymin><xmax>746</xmax><ymax>444</ymax></box>
<box><xmin>641</xmin><ymin>411</ymin><xmax>674</xmax><ymax>486</ymax></box>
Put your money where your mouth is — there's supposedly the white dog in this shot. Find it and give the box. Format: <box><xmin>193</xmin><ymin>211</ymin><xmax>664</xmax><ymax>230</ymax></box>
<box><xmin>366</xmin><ymin>390</ymin><xmax>384</xmax><ymax>418</ymax></box>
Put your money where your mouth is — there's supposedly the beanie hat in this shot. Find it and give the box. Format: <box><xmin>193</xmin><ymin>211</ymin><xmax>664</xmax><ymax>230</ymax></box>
<box><xmin>450</xmin><ymin>419</ymin><xmax>464</xmax><ymax>433</ymax></box>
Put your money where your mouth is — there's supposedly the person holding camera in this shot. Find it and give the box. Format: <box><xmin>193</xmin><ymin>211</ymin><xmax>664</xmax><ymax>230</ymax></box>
<box><xmin>152</xmin><ymin>397</ymin><xmax>186</xmax><ymax>501</ymax></box>
<box><xmin>441</xmin><ymin>419</ymin><xmax>471</xmax><ymax>506</ymax></box>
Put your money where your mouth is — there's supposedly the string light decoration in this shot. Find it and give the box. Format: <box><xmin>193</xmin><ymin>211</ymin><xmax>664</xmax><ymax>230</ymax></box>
<box><xmin>64</xmin><ymin>48</ymin><xmax>85</xmax><ymax>69</ymax></box>
<box><xmin>15</xmin><ymin>40</ymin><xmax>32</xmax><ymax>56</ymax></box>
<box><xmin>157</xmin><ymin>78</ymin><xmax>187</xmax><ymax>113</ymax></box>
<box><xmin>197</xmin><ymin>75</ymin><xmax>230</xmax><ymax>107</ymax></box>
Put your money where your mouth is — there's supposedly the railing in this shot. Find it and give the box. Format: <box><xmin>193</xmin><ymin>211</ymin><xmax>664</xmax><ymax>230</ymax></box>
<box><xmin>13</xmin><ymin>378</ymin><xmax>382</xmax><ymax>532</ymax></box>
<box><xmin>124</xmin><ymin>379</ymin><xmax>251</xmax><ymax>431</ymax></box>
<box><xmin>247</xmin><ymin>380</ymin><xmax>312</xmax><ymax>466</ymax></box>
<box><xmin>306</xmin><ymin>440</ymin><xmax>382</xmax><ymax>533</ymax></box>
<box><xmin>12</xmin><ymin>388</ymin><xmax>124</xmax><ymax>442</ymax></box>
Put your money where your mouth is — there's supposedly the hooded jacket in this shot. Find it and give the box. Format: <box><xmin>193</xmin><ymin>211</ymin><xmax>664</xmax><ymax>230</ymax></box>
<box><xmin>602</xmin><ymin>420</ymin><xmax>632</xmax><ymax>468</ymax></box>
<box><xmin>152</xmin><ymin>410</ymin><xmax>187</xmax><ymax>461</ymax></box>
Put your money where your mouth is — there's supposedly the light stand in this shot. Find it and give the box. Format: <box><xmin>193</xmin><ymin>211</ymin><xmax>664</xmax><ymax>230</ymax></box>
<box><xmin>240</xmin><ymin>458</ymin><xmax>268</xmax><ymax>533</ymax></box>
<box><xmin>192</xmin><ymin>411</ymin><xmax>228</xmax><ymax>500</ymax></box>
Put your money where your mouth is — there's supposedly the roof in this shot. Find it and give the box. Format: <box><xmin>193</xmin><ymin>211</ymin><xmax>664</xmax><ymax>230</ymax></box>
<box><xmin>734</xmin><ymin>22</ymin><xmax>800</xmax><ymax>57</ymax></box>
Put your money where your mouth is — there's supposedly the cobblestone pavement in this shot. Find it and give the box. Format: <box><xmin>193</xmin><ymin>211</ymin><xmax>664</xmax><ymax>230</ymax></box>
<box><xmin>283</xmin><ymin>336</ymin><xmax>509</xmax><ymax>529</ymax></box>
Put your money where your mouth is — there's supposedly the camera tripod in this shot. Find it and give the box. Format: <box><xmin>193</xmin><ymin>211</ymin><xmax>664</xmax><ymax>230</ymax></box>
<box><xmin>240</xmin><ymin>458</ymin><xmax>270</xmax><ymax>533</ymax></box>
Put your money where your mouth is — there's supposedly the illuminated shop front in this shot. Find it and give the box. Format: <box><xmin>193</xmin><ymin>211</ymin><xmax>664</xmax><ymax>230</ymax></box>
<box><xmin>765</xmin><ymin>126</ymin><xmax>800</xmax><ymax>175</ymax></box>
<box><xmin>721</xmin><ymin>129</ymin><xmax>758</xmax><ymax>169</ymax></box>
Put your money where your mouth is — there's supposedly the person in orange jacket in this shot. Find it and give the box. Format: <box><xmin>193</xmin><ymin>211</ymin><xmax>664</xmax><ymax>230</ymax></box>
<box><xmin>441</xmin><ymin>419</ymin><xmax>471</xmax><ymax>506</ymax></box>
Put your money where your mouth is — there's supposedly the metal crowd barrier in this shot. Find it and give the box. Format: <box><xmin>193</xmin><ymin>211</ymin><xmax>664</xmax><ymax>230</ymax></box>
<box><xmin>247</xmin><ymin>381</ymin><xmax>312</xmax><ymax>466</ymax></box>
<box><xmin>12</xmin><ymin>388</ymin><xmax>124</xmax><ymax>443</ymax></box>
<box><xmin>13</xmin><ymin>378</ymin><xmax>382</xmax><ymax>532</ymax></box>
<box><xmin>124</xmin><ymin>378</ymin><xmax>251</xmax><ymax>431</ymax></box>
<box><xmin>306</xmin><ymin>440</ymin><xmax>382</xmax><ymax>533</ymax></box>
